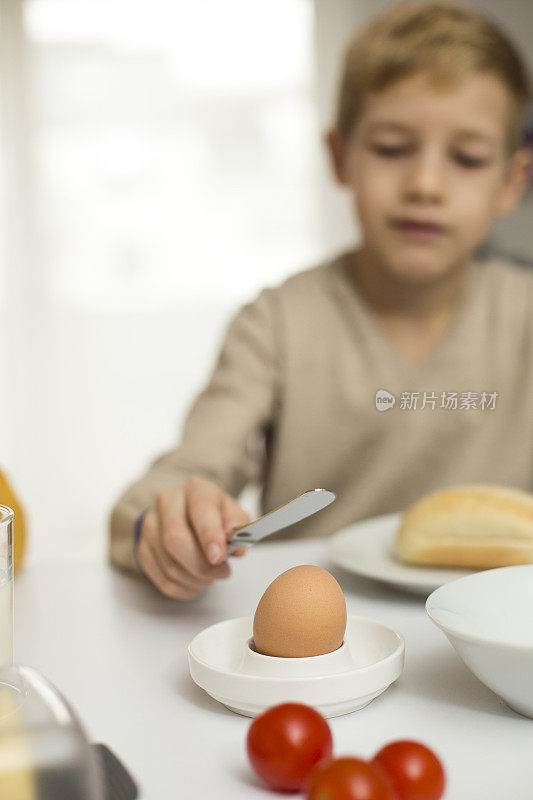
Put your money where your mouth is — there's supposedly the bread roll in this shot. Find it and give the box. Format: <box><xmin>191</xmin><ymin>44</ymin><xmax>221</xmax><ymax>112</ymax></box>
<box><xmin>396</xmin><ymin>484</ymin><xmax>533</xmax><ymax>568</ymax></box>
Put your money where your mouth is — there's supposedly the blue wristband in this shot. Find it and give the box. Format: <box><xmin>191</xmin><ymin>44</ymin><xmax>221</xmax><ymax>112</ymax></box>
<box><xmin>133</xmin><ymin>508</ymin><xmax>150</xmax><ymax>572</ymax></box>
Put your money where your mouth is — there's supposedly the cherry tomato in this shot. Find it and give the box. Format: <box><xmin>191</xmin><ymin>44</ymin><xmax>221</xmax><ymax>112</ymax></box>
<box><xmin>246</xmin><ymin>702</ymin><xmax>333</xmax><ymax>792</ymax></box>
<box><xmin>372</xmin><ymin>740</ymin><xmax>445</xmax><ymax>800</ymax></box>
<box><xmin>306</xmin><ymin>757</ymin><xmax>397</xmax><ymax>800</ymax></box>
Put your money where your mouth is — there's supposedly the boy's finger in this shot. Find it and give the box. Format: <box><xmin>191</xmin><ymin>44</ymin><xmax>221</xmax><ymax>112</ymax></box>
<box><xmin>221</xmin><ymin>494</ymin><xmax>251</xmax><ymax>538</ymax></box>
<box><xmin>228</xmin><ymin>546</ymin><xmax>248</xmax><ymax>557</ymax></box>
<box><xmin>220</xmin><ymin>496</ymin><xmax>252</xmax><ymax>559</ymax></box>
<box><xmin>158</xmin><ymin>546</ymin><xmax>229</xmax><ymax>584</ymax></box>
<box><xmin>139</xmin><ymin>541</ymin><xmax>197</xmax><ymax>600</ymax></box>
<box><xmin>157</xmin><ymin>492</ymin><xmax>224</xmax><ymax>581</ymax></box>
<box><xmin>187</xmin><ymin>486</ymin><xmax>227</xmax><ymax>565</ymax></box>
<box><xmin>156</xmin><ymin>488</ymin><xmax>194</xmax><ymax>562</ymax></box>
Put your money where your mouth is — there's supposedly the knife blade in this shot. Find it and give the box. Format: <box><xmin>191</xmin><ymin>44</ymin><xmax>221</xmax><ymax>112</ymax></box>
<box><xmin>226</xmin><ymin>488</ymin><xmax>336</xmax><ymax>555</ymax></box>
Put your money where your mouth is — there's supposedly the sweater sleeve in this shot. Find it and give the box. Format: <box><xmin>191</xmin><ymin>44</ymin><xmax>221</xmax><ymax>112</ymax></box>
<box><xmin>108</xmin><ymin>287</ymin><xmax>281</xmax><ymax>573</ymax></box>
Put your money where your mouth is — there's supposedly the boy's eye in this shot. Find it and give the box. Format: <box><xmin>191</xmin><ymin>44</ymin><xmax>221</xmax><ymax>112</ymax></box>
<box><xmin>370</xmin><ymin>144</ymin><xmax>410</xmax><ymax>158</ymax></box>
<box><xmin>369</xmin><ymin>143</ymin><xmax>491</xmax><ymax>168</ymax></box>
<box><xmin>453</xmin><ymin>152</ymin><xmax>490</xmax><ymax>168</ymax></box>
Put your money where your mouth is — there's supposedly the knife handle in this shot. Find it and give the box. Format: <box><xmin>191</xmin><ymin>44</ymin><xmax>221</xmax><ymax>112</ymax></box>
<box><xmin>226</xmin><ymin>540</ymin><xmax>247</xmax><ymax>556</ymax></box>
<box><xmin>226</xmin><ymin>526</ymin><xmax>254</xmax><ymax>556</ymax></box>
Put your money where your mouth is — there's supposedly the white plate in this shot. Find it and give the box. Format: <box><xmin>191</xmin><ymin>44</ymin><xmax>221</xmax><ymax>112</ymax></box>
<box><xmin>327</xmin><ymin>513</ymin><xmax>475</xmax><ymax>596</ymax></box>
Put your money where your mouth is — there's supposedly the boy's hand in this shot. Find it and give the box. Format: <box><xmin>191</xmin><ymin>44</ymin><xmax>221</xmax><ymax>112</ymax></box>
<box><xmin>136</xmin><ymin>476</ymin><xmax>250</xmax><ymax>600</ymax></box>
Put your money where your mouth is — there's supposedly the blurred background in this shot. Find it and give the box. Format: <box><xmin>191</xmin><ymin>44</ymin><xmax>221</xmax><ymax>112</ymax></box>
<box><xmin>1</xmin><ymin>0</ymin><xmax>532</xmax><ymax>566</ymax></box>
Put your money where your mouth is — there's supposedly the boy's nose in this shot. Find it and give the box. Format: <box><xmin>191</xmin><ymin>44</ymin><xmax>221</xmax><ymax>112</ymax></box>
<box><xmin>401</xmin><ymin>154</ymin><xmax>446</xmax><ymax>204</ymax></box>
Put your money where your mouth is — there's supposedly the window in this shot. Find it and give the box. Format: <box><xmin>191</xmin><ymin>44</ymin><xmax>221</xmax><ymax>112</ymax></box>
<box><xmin>24</xmin><ymin>0</ymin><xmax>320</xmax><ymax>308</ymax></box>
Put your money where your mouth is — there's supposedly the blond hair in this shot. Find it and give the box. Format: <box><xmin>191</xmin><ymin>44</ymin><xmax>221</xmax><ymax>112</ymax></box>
<box><xmin>335</xmin><ymin>2</ymin><xmax>531</xmax><ymax>151</ymax></box>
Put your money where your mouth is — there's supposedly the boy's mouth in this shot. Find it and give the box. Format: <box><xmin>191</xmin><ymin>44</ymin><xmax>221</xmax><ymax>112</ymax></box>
<box><xmin>390</xmin><ymin>216</ymin><xmax>448</xmax><ymax>241</ymax></box>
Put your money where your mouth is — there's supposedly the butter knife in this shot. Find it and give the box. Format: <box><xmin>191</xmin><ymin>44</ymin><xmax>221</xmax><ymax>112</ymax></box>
<box><xmin>226</xmin><ymin>488</ymin><xmax>336</xmax><ymax>555</ymax></box>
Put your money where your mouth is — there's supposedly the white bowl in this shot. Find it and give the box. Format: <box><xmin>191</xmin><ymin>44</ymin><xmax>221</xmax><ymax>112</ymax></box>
<box><xmin>188</xmin><ymin>614</ymin><xmax>404</xmax><ymax>718</ymax></box>
<box><xmin>426</xmin><ymin>565</ymin><xmax>533</xmax><ymax>718</ymax></box>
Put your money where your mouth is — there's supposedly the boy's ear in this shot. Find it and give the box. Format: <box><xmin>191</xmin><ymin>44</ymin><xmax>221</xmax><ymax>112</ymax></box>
<box><xmin>495</xmin><ymin>147</ymin><xmax>532</xmax><ymax>217</ymax></box>
<box><xmin>324</xmin><ymin>128</ymin><xmax>347</xmax><ymax>186</ymax></box>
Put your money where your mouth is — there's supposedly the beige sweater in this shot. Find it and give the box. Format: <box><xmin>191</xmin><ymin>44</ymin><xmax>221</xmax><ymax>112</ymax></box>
<box><xmin>109</xmin><ymin>251</ymin><xmax>533</xmax><ymax>573</ymax></box>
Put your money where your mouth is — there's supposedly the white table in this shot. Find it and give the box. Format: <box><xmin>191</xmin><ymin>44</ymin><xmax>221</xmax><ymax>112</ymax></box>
<box><xmin>14</xmin><ymin>539</ymin><xmax>533</xmax><ymax>799</ymax></box>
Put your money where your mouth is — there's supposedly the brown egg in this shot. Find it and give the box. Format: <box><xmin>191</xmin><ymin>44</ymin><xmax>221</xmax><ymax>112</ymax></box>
<box><xmin>252</xmin><ymin>565</ymin><xmax>347</xmax><ymax>658</ymax></box>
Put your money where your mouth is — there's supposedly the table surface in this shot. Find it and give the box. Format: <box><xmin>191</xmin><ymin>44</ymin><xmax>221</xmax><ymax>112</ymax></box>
<box><xmin>13</xmin><ymin>539</ymin><xmax>533</xmax><ymax>799</ymax></box>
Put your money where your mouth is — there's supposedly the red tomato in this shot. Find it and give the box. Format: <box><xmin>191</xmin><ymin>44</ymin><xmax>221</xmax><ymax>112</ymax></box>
<box><xmin>306</xmin><ymin>757</ymin><xmax>397</xmax><ymax>800</ymax></box>
<box><xmin>246</xmin><ymin>702</ymin><xmax>333</xmax><ymax>792</ymax></box>
<box><xmin>372</xmin><ymin>740</ymin><xmax>445</xmax><ymax>800</ymax></box>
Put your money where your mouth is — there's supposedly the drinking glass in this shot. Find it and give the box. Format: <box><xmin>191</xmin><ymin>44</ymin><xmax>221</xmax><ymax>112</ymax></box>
<box><xmin>0</xmin><ymin>505</ymin><xmax>13</xmax><ymax>667</ymax></box>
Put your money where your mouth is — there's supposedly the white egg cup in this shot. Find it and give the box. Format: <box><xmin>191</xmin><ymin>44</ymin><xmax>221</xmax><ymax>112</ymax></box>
<box><xmin>188</xmin><ymin>614</ymin><xmax>404</xmax><ymax>718</ymax></box>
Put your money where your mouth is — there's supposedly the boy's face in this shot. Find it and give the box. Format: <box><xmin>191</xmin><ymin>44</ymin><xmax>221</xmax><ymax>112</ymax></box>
<box><xmin>328</xmin><ymin>72</ymin><xmax>530</xmax><ymax>286</ymax></box>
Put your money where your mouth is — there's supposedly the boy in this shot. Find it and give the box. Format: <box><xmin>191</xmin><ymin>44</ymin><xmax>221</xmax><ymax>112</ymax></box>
<box><xmin>109</xmin><ymin>2</ymin><xmax>533</xmax><ymax>600</ymax></box>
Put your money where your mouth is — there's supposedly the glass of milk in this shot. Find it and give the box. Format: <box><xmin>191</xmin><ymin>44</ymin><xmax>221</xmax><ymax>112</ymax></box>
<box><xmin>0</xmin><ymin>506</ymin><xmax>14</xmax><ymax>667</ymax></box>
